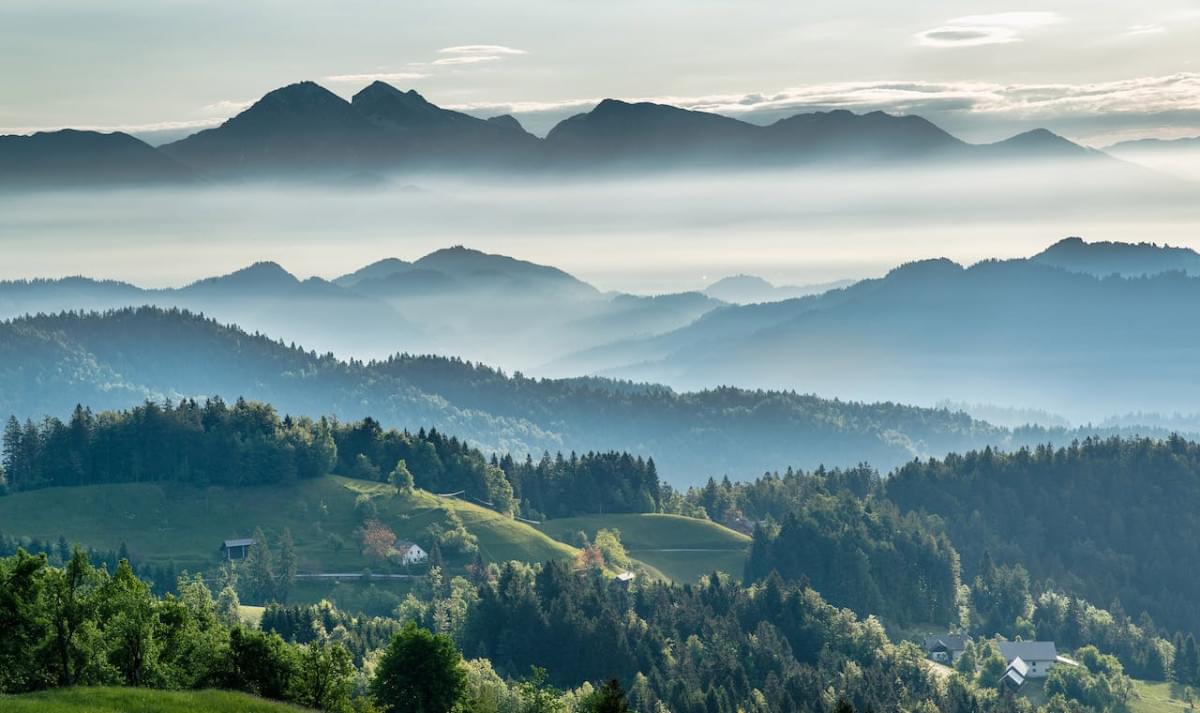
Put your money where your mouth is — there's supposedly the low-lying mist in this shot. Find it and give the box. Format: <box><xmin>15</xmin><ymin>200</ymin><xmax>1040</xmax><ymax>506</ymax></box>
<box><xmin>1</xmin><ymin>159</ymin><xmax>1196</xmax><ymax>293</ymax></box>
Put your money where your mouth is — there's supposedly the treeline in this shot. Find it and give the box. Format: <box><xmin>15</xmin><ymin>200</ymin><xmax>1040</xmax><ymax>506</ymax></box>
<box><xmin>498</xmin><ymin>451</ymin><xmax>662</xmax><ymax>519</ymax></box>
<box><xmin>1</xmin><ymin>399</ymin><xmax>336</xmax><ymax>490</ymax></box>
<box><xmin>0</xmin><ymin>531</ymin><xmax>178</xmax><ymax>595</ymax></box>
<box><xmin>0</xmin><ymin>401</ymin><xmax>664</xmax><ymax>520</ymax></box>
<box><xmin>885</xmin><ymin>436</ymin><xmax>1200</xmax><ymax>635</ymax></box>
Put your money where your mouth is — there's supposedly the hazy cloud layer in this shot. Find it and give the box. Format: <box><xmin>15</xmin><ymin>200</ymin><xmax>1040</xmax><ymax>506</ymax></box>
<box><xmin>324</xmin><ymin>72</ymin><xmax>429</xmax><ymax>84</ymax></box>
<box><xmin>446</xmin><ymin>73</ymin><xmax>1200</xmax><ymax>142</ymax></box>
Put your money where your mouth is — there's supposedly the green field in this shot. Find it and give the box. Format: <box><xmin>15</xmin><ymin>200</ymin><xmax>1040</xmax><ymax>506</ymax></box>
<box><xmin>0</xmin><ymin>687</ymin><xmax>311</xmax><ymax>712</ymax></box>
<box><xmin>536</xmin><ymin>513</ymin><xmax>750</xmax><ymax>583</ymax></box>
<box><xmin>1130</xmin><ymin>679</ymin><xmax>1195</xmax><ymax>713</ymax></box>
<box><xmin>0</xmin><ymin>476</ymin><xmax>577</xmax><ymax>578</ymax></box>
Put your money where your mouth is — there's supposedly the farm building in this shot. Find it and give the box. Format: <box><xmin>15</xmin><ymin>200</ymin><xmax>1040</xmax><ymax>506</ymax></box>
<box><xmin>1000</xmin><ymin>656</ymin><xmax>1030</xmax><ymax>692</ymax></box>
<box><xmin>394</xmin><ymin>542</ymin><xmax>428</xmax><ymax>565</ymax></box>
<box><xmin>924</xmin><ymin>633</ymin><xmax>971</xmax><ymax>664</ymax></box>
<box><xmin>997</xmin><ymin>641</ymin><xmax>1060</xmax><ymax>678</ymax></box>
<box><xmin>221</xmin><ymin>538</ymin><xmax>254</xmax><ymax>561</ymax></box>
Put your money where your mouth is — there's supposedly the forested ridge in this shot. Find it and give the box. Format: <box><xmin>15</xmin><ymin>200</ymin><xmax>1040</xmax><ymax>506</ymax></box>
<box><xmin>0</xmin><ymin>400</ymin><xmax>664</xmax><ymax>520</ymax></box>
<box><xmin>885</xmin><ymin>436</ymin><xmax>1200</xmax><ymax>636</ymax></box>
<box><xmin>3</xmin><ymin>306</ymin><xmax>1172</xmax><ymax>485</ymax></box>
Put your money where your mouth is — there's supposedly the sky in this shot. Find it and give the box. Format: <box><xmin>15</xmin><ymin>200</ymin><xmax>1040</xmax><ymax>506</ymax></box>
<box><xmin>2</xmin><ymin>0</ymin><xmax>1199</xmax><ymax>145</ymax></box>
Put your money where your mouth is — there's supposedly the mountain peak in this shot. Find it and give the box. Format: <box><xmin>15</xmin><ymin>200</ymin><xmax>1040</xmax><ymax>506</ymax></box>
<box><xmin>185</xmin><ymin>261</ymin><xmax>301</xmax><ymax>292</ymax></box>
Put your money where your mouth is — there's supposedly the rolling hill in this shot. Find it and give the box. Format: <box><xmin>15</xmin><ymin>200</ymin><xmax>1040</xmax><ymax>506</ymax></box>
<box><xmin>536</xmin><ymin>513</ymin><xmax>750</xmax><ymax>583</ymax></box>
<box><xmin>0</xmin><ymin>476</ymin><xmax>577</xmax><ymax>583</ymax></box>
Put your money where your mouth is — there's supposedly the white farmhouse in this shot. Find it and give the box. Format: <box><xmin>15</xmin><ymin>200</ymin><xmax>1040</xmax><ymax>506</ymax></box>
<box><xmin>394</xmin><ymin>542</ymin><xmax>428</xmax><ymax>565</ymax></box>
<box><xmin>997</xmin><ymin>641</ymin><xmax>1060</xmax><ymax>679</ymax></box>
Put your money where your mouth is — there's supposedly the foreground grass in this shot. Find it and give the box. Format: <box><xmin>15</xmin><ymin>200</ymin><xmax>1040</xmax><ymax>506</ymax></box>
<box><xmin>537</xmin><ymin>513</ymin><xmax>750</xmax><ymax>583</ymax></box>
<box><xmin>1130</xmin><ymin>679</ymin><xmax>1196</xmax><ymax>713</ymax></box>
<box><xmin>0</xmin><ymin>476</ymin><xmax>577</xmax><ymax>583</ymax></box>
<box><xmin>0</xmin><ymin>687</ymin><xmax>311</xmax><ymax>712</ymax></box>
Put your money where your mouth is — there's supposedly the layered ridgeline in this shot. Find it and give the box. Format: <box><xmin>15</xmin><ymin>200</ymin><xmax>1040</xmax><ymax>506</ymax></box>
<box><xmin>0</xmin><ymin>246</ymin><xmax>721</xmax><ymax>369</ymax></box>
<box><xmin>561</xmin><ymin>238</ymin><xmax>1200</xmax><ymax>421</ymax></box>
<box><xmin>0</xmin><ymin>306</ymin><xmax>1017</xmax><ymax>484</ymax></box>
<box><xmin>0</xmin><ymin>79</ymin><xmax>1112</xmax><ymax>187</ymax></box>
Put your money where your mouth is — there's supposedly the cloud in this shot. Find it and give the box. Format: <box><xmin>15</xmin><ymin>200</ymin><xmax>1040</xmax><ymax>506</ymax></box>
<box><xmin>438</xmin><ymin>45</ymin><xmax>527</xmax><ymax>56</ymax></box>
<box><xmin>445</xmin><ymin>73</ymin><xmax>1200</xmax><ymax>141</ymax></box>
<box><xmin>432</xmin><ymin>56</ymin><xmax>502</xmax><ymax>66</ymax></box>
<box><xmin>202</xmin><ymin>99</ymin><xmax>253</xmax><ymax>115</ymax></box>
<box><xmin>1124</xmin><ymin>24</ymin><xmax>1166</xmax><ymax>36</ymax></box>
<box><xmin>916</xmin><ymin>11</ymin><xmax>1063</xmax><ymax>48</ymax></box>
<box><xmin>324</xmin><ymin>72</ymin><xmax>428</xmax><ymax>83</ymax></box>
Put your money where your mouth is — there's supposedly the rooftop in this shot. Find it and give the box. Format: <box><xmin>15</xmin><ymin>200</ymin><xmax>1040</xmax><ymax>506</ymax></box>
<box><xmin>998</xmin><ymin>641</ymin><xmax>1058</xmax><ymax>662</ymax></box>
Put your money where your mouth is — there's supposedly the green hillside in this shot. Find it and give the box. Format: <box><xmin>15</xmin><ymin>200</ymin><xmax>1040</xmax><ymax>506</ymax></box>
<box><xmin>536</xmin><ymin>513</ymin><xmax>750</xmax><ymax>583</ymax></box>
<box><xmin>0</xmin><ymin>476</ymin><xmax>576</xmax><ymax>578</ymax></box>
<box><xmin>0</xmin><ymin>687</ymin><xmax>312</xmax><ymax>712</ymax></box>
<box><xmin>1130</xmin><ymin>679</ymin><xmax>1194</xmax><ymax>713</ymax></box>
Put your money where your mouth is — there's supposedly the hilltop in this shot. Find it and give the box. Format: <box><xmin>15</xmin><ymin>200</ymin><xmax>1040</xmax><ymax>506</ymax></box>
<box><xmin>0</xmin><ymin>477</ymin><xmax>576</xmax><ymax>589</ymax></box>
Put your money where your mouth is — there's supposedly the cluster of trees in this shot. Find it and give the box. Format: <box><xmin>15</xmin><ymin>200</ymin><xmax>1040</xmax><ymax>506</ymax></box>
<box><xmin>683</xmin><ymin>465</ymin><xmax>959</xmax><ymax>627</ymax></box>
<box><xmin>461</xmin><ymin>561</ymin><xmax>963</xmax><ymax>713</ymax></box>
<box><xmin>0</xmin><ymin>549</ymin><xmax>356</xmax><ymax>710</ymax></box>
<box><xmin>499</xmin><ymin>451</ymin><xmax>661</xmax><ymax>519</ymax></box>
<box><xmin>0</xmin><ymin>548</ymin><xmax>642</xmax><ymax>712</ymax></box>
<box><xmin>885</xmin><ymin>436</ymin><xmax>1200</xmax><ymax>634</ymax></box>
<box><xmin>0</xmin><ymin>400</ymin><xmax>669</xmax><ymax>525</ymax></box>
<box><xmin>1032</xmin><ymin>591</ymin><xmax>1172</xmax><ymax>681</ymax></box>
<box><xmin>1</xmin><ymin>399</ymin><xmax>336</xmax><ymax>492</ymax></box>
<box><xmin>331</xmin><ymin>418</ymin><xmax>515</xmax><ymax>514</ymax></box>
<box><xmin>744</xmin><ymin>493</ymin><xmax>960</xmax><ymax>626</ymax></box>
<box><xmin>0</xmin><ymin>531</ymin><xmax>178</xmax><ymax>595</ymax></box>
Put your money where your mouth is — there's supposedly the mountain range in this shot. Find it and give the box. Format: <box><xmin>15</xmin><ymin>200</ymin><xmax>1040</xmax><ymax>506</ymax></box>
<box><xmin>554</xmin><ymin>238</ymin><xmax>1200</xmax><ymax>419</ymax></box>
<box><xmin>0</xmin><ymin>80</ymin><xmax>1110</xmax><ymax>187</ymax></box>
<box><xmin>0</xmin><ymin>246</ymin><xmax>721</xmax><ymax>369</ymax></box>
<box><xmin>1</xmin><ymin>305</ymin><xmax>1182</xmax><ymax>487</ymax></box>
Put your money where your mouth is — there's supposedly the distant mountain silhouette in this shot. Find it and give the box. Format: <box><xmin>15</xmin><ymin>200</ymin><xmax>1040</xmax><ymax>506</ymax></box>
<box><xmin>183</xmin><ymin>261</ymin><xmax>302</xmax><ymax>293</ymax></box>
<box><xmin>544</xmin><ymin>99</ymin><xmax>759</xmax><ymax>164</ymax></box>
<box><xmin>569</xmin><ymin>248</ymin><xmax>1200</xmax><ymax>420</ymax></box>
<box><xmin>1107</xmin><ymin>135</ymin><xmax>1200</xmax><ymax>152</ymax></box>
<box><xmin>0</xmin><ymin>246</ymin><xmax>715</xmax><ymax>370</ymax></box>
<box><xmin>0</xmin><ymin>130</ymin><xmax>193</xmax><ymax>188</ymax></box>
<box><xmin>161</xmin><ymin>81</ymin><xmax>380</xmax><ymax>174</ymax></box>
<box><xmin>333</xmin><ymin>258</ymin><xmax>413</xmax><ymax>287</ymax></box>
<box><xmin>350</xmin><ymin>81</ymin><xmax>537</xmax><ymax>165</ymax></box>
<box><xmin>982</xmin><ymin>128</ymin><xmax>1098</xmax><ymax>159</ymax></box>
<box><xmin>1</xmin><ymin>80</ymin><xmax>1114</xmax><ymax>187</ymax></box>
<box><xmin>703</xmin><ymin>274</ymin><xmax>856</xmax><ymax>304</ymax></box>
<box><xmin>762</xmin><ymin>110</ymin><xmax>965</xmax><ymax>161</ymax></box>
<box><xmin>1031</xmin><ymin>236</ymin><xmax>1200</xmax><ymax>277</ymax></box>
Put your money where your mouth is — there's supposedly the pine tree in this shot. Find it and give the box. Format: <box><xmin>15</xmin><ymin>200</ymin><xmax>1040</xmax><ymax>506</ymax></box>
<box><xmin>243</xmin><ymin>527</ymin><xmax>276</xmax><ymax>604</ymax></box>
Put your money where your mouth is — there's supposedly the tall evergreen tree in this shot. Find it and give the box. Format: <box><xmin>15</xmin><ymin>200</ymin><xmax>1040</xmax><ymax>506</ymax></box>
<box><xmin>242</xmin><ymin>527</ymin><xmax>276</xmax><ymax>604</ymax></box>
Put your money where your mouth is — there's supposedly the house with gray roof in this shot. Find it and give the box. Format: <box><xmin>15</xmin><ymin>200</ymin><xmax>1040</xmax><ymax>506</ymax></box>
<box><xmin>923</xmin><ymin>633</ymin><xmax>971</xmax><ymax>664</ymax></box>
<box><xmin>997</xmin><ymin>641</ymin><xmax>1058</xmax><ymax>678</ymax></box>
